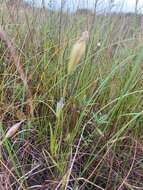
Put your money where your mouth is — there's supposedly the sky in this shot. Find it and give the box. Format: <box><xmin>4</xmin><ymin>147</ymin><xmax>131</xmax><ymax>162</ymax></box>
<box><xmin>25</xmin><ymin>0</ymin><xmax>143</xmax><ymax>13</ymax></box>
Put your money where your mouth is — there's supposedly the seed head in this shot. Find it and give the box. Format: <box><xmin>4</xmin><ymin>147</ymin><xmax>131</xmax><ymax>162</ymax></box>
<box><xmin>56</xmin><ymin>98</ymin><xmax>64</xmax><ymax>118</ymax></box>
<box><xmin>67</xmin><ymin>31</ymin><xmax>89</xmax><ymax>74</ymax></box>
<box><xmin>5</xmin><ymin>120</ymin><xmax>25</xmax><ymax>139</ymax></box>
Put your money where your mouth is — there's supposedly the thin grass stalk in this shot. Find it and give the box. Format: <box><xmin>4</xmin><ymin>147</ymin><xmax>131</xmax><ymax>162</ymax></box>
<box><xmin>0</xmin><ymin>28</ymin><xmax>33</xmax><ymax>116</ymax></box>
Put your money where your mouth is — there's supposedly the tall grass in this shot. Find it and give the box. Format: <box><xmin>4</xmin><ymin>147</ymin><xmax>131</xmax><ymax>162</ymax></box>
<box><xmin>0</xmin><ymin>1</ymin><xmax>143</xmax><ymax>189</ymax></box>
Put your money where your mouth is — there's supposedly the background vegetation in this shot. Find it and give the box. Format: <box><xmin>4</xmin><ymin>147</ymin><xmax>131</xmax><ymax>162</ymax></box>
<box><xmin>0</xmin><ymin>0</ymin><xmax>143</xmax><ymax>189</ymax></box>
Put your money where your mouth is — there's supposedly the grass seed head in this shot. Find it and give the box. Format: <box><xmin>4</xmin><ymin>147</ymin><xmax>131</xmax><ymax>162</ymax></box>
<box><xmin>5</xmin><ymin>120</ymin><xmax>25</xmax><ymax>139</ymax></box>
<box><xmin>56</xmin><ymin>97</ymin><xmax>64</xmax><ymax>118</ymax></box>
<box><xmin>67</xmin><ymin>31</ymin><xmax>89</xmax><ymax>74</ymax></box>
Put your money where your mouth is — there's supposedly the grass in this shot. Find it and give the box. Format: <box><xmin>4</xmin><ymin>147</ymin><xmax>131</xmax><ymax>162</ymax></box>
<box><xmin>0</xmin><ymin>1</ymin><xmax>143</xmax><ymax>189</ymax></box>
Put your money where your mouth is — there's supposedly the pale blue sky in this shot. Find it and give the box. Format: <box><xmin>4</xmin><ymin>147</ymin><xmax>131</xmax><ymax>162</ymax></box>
<box><xmin>25</xmin><ymin>0</ymin><xmax>143</xmax><ymax>13</ymax></box>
